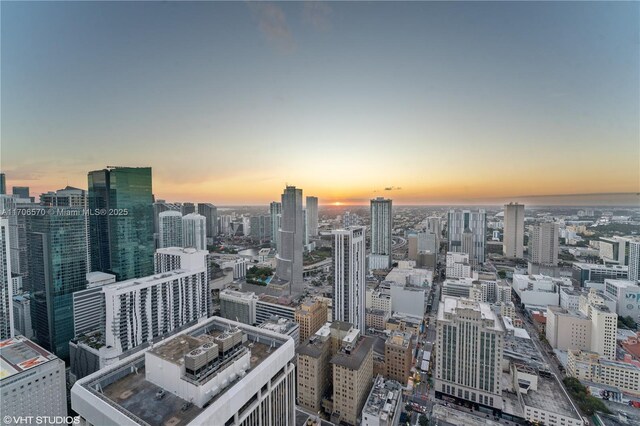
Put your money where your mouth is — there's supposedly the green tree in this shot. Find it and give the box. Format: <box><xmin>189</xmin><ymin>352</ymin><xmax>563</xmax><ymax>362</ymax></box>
<box><xmin>419</xmin><ymin>414</ymin><xmax>429</xmax><ymax>426</ymax></box>
<box><xmin>497</xmin><ymin>270</ymin><xmax>507</xmax><ymax>279</ymax></box>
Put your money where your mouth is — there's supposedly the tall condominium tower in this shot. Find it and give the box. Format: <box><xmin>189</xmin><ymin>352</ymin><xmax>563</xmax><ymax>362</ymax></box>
<box><xmin>180</xmin><ymin>202</ymin><xmax>195</xmax><ymax>215</ymax></box>
<box><xmin>28</xmin><ymin>206</ymin><xmax>87</xmax><ymax>359</ymax></box>
<box><xmin>629</xmin><ymin>241</ymin><xmax>640</xmax><ymax>283</ymax></box>
<box><xmin>0</xmin><ymin>195</ymin><xmax>34</xmax><ymax>291</ymax></box>
<box><xmin>447</xmin><ymin>209</ymin><xmax>486</xmax><ymax>266</ymax></box>
<box><xmin>0</xmin><ymin>218</ymin><xmax>14</xmax><ymax>339</ymax></box>
<box><xmin>270</xmin><ymin>201</ymin><xmax>282</xmax><ymax>250</ymax></box>
<box><xmin>503</xmin><ymin>203</ymin><xmax>525</xmax><ymax>259</ymax></box>
<box><xmin>158</xmin><ymin>210</ymin><xmax>183</xmax><ymax>248</ymax></box>
<box><xmin>275</xmin><ymin>186</ymin><xmax>304</xmax><ymax>293</ymax></box>
<box><xmin>370</xmin><ymin>197</ymin><xmax>393</xmax><ymax>268</ymax></box>
<box><xmin>182</xmin><ymin>213</ymin><xmax>207</xmax><ymax>250</ymax></box>
<box><xmin>0</xmin><ymin>173</ymin><xmax>5</xmax><ymax>194</ymax></box>
<box><xmin>88</xmin><ymin>167</ymin><xmax>154</xmax><ymax>280</ymax></box>
<box><xmin>529</xmin><ymin>222</ymin><xmax>559</xmax><ymax>266</ymax></box>
<box><xmin>332</xmin><ymin>226</ymin><xmax>367</xmax><ymax>333</ymax></box>
<box><xmin>197</xmin><ymin>203</ymin><xmax>218</xmax><ymax>238</ymax></box>
<box><xmin>306</xmin><ymin>196</ymin><xmax>318</xmax><ymax>237</ymax></box>
<box><xmin>40</xmin><ymin>186</ymin><xmax>86</xmax><ymax>207</ymax></box>
<box><xmin>12</xmin><ymin>186</ymin><xmax>30</xmax><ymax>199</ymax></box>
<box><xmin>435</xmin><ymin>297</ymin><xmax>505</xmax><ymax>410</ymax></box>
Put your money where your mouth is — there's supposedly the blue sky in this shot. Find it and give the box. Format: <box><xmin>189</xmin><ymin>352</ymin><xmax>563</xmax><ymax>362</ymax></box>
<box><xmin>1</xmin><ymin>1</ymin><xmax>638</xmax><ymax>204</ymax></box>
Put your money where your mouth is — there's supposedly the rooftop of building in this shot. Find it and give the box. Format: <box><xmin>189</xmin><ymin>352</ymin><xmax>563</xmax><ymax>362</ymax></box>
<box><xmin>76</xmin><ymin>317</ymin><xmax>291</xmax><ymax>425</ymax></box>
<box><xmin>0</xmin><ymin>335</ymin><xmax>59</xmax><ymax>380</ymax></box>
<box><xmin>258</xmin><ymin>316</ymin><xmax>299</xmax><ymax>335</ymax></box>
<box><xmin>571</xmin><ymin>349</ymin><xmax>640</xmax><ymax>371</ymax></box>
<box><xmin>438</xmin><ymin>297</ymin><xmax>503</xmax><ymax>331</ymax></box>
<box><xmin>366</xmin><ymin>308</ymin><xmax>389</xmax><ymax>316</ymax></box>
<box><xmin>331</xmin><ymin>335</ymin><xmax>374</xmax><ymax>370</ymax></box>
<box><xmin>519</xmin><ymin>371</ymin><xmax>581</xmax><ymax>421</ymax></box>
<box><xmin>296</xmin><ymin>333</ymin><xmax>331</xmax><ymax>359</ymax></box>
<box><xmin>362</xmin><ymin>375</ymin><xmax>402</xmax><ymax>420</ymax></box>
<box><xmin>329</xmin><ymin>321</ymin><xmax>353</xmax><ymax>332</ymax></box>
<box><xmin>385</xmin><ymin>331</ymin><xmax>413</xmax><ymax>349</ymax></box>
<box><xmin>604</xmin><ymin>279</ymin><xmax>640</xmax><ymax>289</ymax></box>
<box><xmin>547</xmin><ymin>305</ymin><xmax>589</xmax><ymax>319</ymax></box>
<box><xmin>107</xmin><ymin>269</ymin><xmax>203</xmax><ymax>292</ymax></box>
<box><xmin>573</xmin><ymin>263</ymin><xmax>628</xmax><ymax>271</ymax></box>
<box><xmin>257</xmin><ymin>293</ymin><xmax>297</xmax><ymax>307</ymax></box>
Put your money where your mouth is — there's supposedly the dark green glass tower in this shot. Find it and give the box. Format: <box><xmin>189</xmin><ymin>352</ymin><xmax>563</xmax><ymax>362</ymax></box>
<box><xmin>88</xmin><ymin>167</ymin><xmax>154</xmax><ymax>280</ymax></box>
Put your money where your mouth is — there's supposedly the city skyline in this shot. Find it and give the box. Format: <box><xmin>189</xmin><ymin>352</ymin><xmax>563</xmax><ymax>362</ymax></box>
<box><xmin>2</xmin><ymin>1</ymin><xmax>639</xmax><ymax>205</ymax></box>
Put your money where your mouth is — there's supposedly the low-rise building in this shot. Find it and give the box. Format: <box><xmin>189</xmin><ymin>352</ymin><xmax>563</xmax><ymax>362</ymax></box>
<box><xmin>365</xmin><ymin>308</ymin><xmax>389</xmax><ymax>331</ymax></box>
<box><xmin>512</xmin><ymin>274</ymin><xmax>572</xmax><ymax>308</ymax></box>
<box><xmin>572</xmin><ymin>263</ymin><xmax>628</xmax><ymax>287</ymax></box>
<box><xmin>567</xmin><ymin>349</ymin><xmax>640</xmax><ymax>395</ymax></box>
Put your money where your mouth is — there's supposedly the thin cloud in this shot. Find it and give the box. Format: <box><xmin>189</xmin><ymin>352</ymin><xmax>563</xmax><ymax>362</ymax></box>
<box><xmin>384</xmin><ymin>186</ymin><xmax>402</xmax><ymax>191</ymax></box>
<box><xmin>248</xmin><ymin>2</ymin><xmax>296</xmax><ymax>53</ymax></box>
<box><xmin>302</xmin><ymin>1</ymin><xmax>332</xmax><ymax>31</ymax></box>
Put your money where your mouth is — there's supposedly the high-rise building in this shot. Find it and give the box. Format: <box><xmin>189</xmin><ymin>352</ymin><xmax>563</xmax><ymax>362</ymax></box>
<box><xmin>158</xmin><ymin>210</ymin><xmax>183</xmax><ymax>248</ymax></box>
<box><xmin>250</xmin><ymin>215</ymin><xmax>272</xmax><ymax>242</ymax></box>
<box><xmin>152</xmin><ymin>200</ymin><xmax>180</xmax><ymax>234</ymax></box>
<box><xmin>270</xmin><ymin>201</ymin><xmax>282</xmax><ymax>249</ymax></box>
<box><xmin>306</xmin><ymin>196</ymin><xmax>318</xmax><ymax>237</ymax></box>
<box><xmin>331</xmin><ymin>328</ymin><xmax>374</xmax><ymax>426</ymax></box>
<box><xmin>0</xmin><ymin>173</ymin><xmax>5</xmax><ymax>194</ymax></box>
<box><xmin>71</xmin><ymin>317</ymin><xmax>296</xmax><ymax>426</ymax></box>
<box><xmin>447</xmin><ymin>209</ymin><xmax>486</xmax><ymax>266</ymax></box>
<box><xmin>529</xmin><ymin>222</ymin><xmax>559</xmax><ymax>266</ymax></box>
<box><xmin>40</xmin><ymin>186</ymin><xmax>86</xmax><ymax>207</ymax></box>
<box><xmin>435</xmin><ymin>297</ymin><xmax>505</xmax><ymax>410</ymax></box>
<box><xmin>1</xmin><ymin>218</ymin><xmax>14</xmax><ymax>339</ymax></box>
<box><xmin>295</xmin><ymin>298</ymin><xmax>328</xmax><ymax>342</ymax></box>
<box><xmin>370</xmin><ymin>198</ymin><xmax>393</xmax><ymax>269</ymax></box>
<box><xmin>13</xmin><ymin>294</ymin><xmax>33</xmax><ymax>339</ymax></box>
<box><xmin>12</xmin><ymin>186</ymin><xmax>30</xmax><ymax>200</ymax></box>
<box><xmin>296</xmin><ymin>324</ymin><xmax>332</xmax><ymax>412</ymax></box>
<box><xmin>102</xmin><ymin>249</ymin><xmax>209</xmax><ymax>353</ymax></box>
<box><xmin>182</xmin><ymin>213</ymin><xmax>207</xmax><ymax>250</ymax></box>
<box><xmin>275</xmin><ymin>186</ymin><xmax>304</xmax><ymax>293</ymax></box>
<box><xmin>629</xmin><ymin>240</ymin><xmax>640</xmax><ymax>283</ymax></box>
<box><xmin>1</xmin><ymin>195</ymin><xmax>35</xmax><ymax>292</ymax></box>
<box><xmin>197</xmin><ymin>203</ymin><xmax>218</xmax><ymax>238</ymax></box>
<box><xmin>0</xmin><ymin>336</ymin><xmax>68</xmax><ymax>419</ymax></box>
<box><xmin>219</xmin><ymin>289</ymin><xmax>258</xmax><ymax>325</ymax></box>
<box><xmin>180</xmin><ymin>202</ymin><xmax>196</xmax><ymax>215</ymax></box>
<box><xmin>332</xmin><ymin>227</ymin><xmax>366</xmax><ymax>333</ymax></box>
<box><xmin>426</xmin><ymin>216</ymin><xmax>442</xmax><ymax>241</ymax></box>
<box><xmin>88</xmin><ymin>166</ymin><xmax>154</xmax><ymax>280</ymax></box>
<box><xmin>503</xmin><ymin>203</ymin><xmax>525</xmax><ymax>258</ymax></box>
<box><xmin>28</xmin><ymin>206</ymin><xmax>87</xmax><ymax>359</ymax></box>
<box><xmin>546</xmin><ymin>289</ymin><xmax>618</xmax><ymax>361</ymax></box>
<box><xmin>384</xmin><ymin>331</ymin><xmax>413</xmax><ymax>384</ymax></box>
<box><xmin>445</xmin><ymin>252</ymin><xmax>473</xmax><ymax>279</ymax></box>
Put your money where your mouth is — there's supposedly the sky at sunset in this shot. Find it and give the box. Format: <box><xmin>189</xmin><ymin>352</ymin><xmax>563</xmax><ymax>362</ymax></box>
<box><xmin>1</xmin><ymin>1</ymin><xmax>639</xmax><ymax>205</ymax></box>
